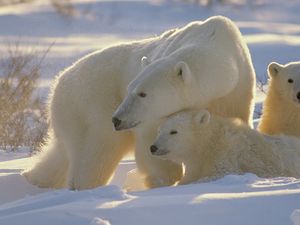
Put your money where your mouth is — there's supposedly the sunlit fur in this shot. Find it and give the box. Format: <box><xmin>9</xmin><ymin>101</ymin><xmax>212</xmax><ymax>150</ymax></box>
<box><xmin>258</xmin><ymin>62</ymin><xmax>300</xmax><ymax>138</ymax></box>
<box><xmin>113</xmin><ymin>16</ymin><xmax>256</xmax><ymax>188</ymax></box>
<box><xmin>22</xmin><ymin>16</ymin><xmax>256</xmax><ymax>190</ymax></box>
<box><xmin>153</xmin><ymin>110</ymin><xmax>300</xmax><ymax>185</ymax></box>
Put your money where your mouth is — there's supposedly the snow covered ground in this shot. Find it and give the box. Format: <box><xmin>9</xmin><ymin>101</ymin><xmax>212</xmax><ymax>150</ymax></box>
<box><xmin>1</xmin><ymin>154</ymin><xmax>300</xmax><ymax>225</ymax></box>
<box><xmin>0</xmin><ymin>0</ymin><xmax>300</xmax><ymax>224</ymax></box>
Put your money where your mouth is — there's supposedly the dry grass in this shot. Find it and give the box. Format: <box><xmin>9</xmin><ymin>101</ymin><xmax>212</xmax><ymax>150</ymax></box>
<box><xmin>0</xmin><ymin>0</ymin><xmax>32</xmax><ymax>6</ymax></box>
<box><xmin>257</xmin><ymin>77</ymin><xmax>268</xmax><ymax>95</ymax></box>
<box><xmin>51</xmin><ymin>0</ymin><xmax>79</xmax><ymax>18</ymax></box>
<box><xmin>0</xmin><ymin>0</ymin><xmax>79</xmax><ymax>19</ymax></box>
<box><xmin>254</xmin><ymin>76</ymin><xmax>268</xmax><ymax>118</ymax></box>
<box><xmin>182</xmin><ymin>0</ymin><xmax>252</xmax><ymax>7</ymax></box>
<box><xmin>0</xmin><ymin>42</ymin><xmax>51</xmax><ymax>151</ymax></box>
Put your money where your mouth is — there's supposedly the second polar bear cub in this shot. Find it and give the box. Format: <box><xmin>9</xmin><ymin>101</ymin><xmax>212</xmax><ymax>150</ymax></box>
<box><xmin>258</xmin><ymin>61</ymin><xmax>300</xmax><ymax>138</ymax></box>
<box><xmin>151</xmin><ymin>110</ymin><xmax>300</xmax><ymax>185</ymax></box>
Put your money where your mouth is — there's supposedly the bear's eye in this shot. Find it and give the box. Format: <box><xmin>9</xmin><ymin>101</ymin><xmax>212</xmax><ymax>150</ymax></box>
<box><xmin>288</xmin><ymin>79</ymin><xmax>294</xmax><ymax>83</ymax></box>
<box><xmin>178</xmin><ymin>68</ymin><xmax>183</xmax><ymax>77</ymax></box>
<box><xmin>138</xmin><ymin>92</ymin><xmax>147</xmax><ymax>98</ymax></box>
<box><xmin>169</xmin><ymin>130</ymin><xmax>178</xmax><ymax>135</ymax></box>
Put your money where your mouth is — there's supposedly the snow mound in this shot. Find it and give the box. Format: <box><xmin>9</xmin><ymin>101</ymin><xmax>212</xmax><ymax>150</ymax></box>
<box><xmin>0</xmin><ymin>172</ymin><xmax>299</xmax><ymax>225</ymax></box>
<box><xmin>0</xmin><ymin>155</ymin><xmax>299</xmax><ymax>225</ymax></box>
<box><xmin>291</xmin><ymin>209</ymin><xmax>300</xmax><ymax>225</ymax></box>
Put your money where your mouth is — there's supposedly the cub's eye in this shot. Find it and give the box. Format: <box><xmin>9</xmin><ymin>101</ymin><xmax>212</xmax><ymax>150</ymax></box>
<box><xmin>169</xmin><ymin>130</ymin><xmax>178</xmax><ymax>135</ymax></box>
<box><xmin>138</xmin><ymin>92</ymin><xmax>147</xmax><ymax>98</ymax></box>
<box><xmin>288</xmin><ymin>79</ymin><xmax>294</xmax><ymax>83</ymax></box>
<box><xmin>178</xmin><ymin>68</ymin><xmax>183</xmax><ymax>76</ymax></box>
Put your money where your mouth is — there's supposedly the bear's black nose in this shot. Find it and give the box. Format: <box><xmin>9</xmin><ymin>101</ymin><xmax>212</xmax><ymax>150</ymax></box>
<box><xmin>297</xmin><ymin>92</ymin><xmax>300</xmax><ymax>100</ymax></box>
<box><xmin>150</xmin><ymin>145</ymin><xmax>158</xmax><ymax>153</ymax></box>
<box><xmin>112</xmin><ymin>117</ymin><xmax>122</xmax><ymax>129</ymax></box>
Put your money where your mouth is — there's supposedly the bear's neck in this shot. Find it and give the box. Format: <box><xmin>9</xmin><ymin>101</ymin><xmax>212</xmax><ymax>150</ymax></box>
<box><xmin>259</xmin><ymin>82</ymin><xmax>300</xmax><ymax>137</ymax></box>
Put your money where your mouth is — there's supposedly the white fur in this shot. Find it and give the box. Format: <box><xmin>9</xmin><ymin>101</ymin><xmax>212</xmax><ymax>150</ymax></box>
<box><xmin>23</xmin><ymin>16</ymin><xmax>255</xmax><ymax>190</ymax></box>
<box><xmin>258</xmin><ymin>61</ymin><xmax>300</xmax><ymax>138</ymax></box>
<box><xmin>113</xmin><ymin>16</ymin><xmax>255</xmax><ymax>187</ymax></box>
<box><xmin>152</xmin><ymin>110</ymin><xmax>300</xmax><ymax>185</ymax></box>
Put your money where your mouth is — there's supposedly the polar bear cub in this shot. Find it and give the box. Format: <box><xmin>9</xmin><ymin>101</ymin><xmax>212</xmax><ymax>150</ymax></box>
<box><xmin>258</xmin><ymin>61</ymin><xmax>300</xmax><ymax>138</ymax></box>
<box><xmin>151</xmin><ymin>110</ymin><xmax>300</xmax><ymax>185</ymax></box>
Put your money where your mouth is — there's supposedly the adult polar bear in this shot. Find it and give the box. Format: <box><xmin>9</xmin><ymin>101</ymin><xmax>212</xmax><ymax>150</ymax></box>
<box><xmin>23</xmin><ymin>16</ymin><xmax>256</xmax><ymax>190</ymax></box>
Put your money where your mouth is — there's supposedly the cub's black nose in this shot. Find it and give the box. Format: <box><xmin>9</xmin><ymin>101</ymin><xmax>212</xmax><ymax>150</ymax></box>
<box><xmin>112</xmin><ymin>117</ymin><xmax>122</xmax><ymax>128</ymax></box>
<box><xmin>150</xmin><ymin>145</ymin><xmax>158</xmax><ymax>153</ymax></box>
<box><xmin>297</xmin><ymin>92</ymin><xmax>300</xmax><ymax>100</ymax></box>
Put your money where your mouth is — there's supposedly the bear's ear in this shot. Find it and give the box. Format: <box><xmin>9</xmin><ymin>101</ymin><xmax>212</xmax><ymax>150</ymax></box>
<box><xmin>174</xmin><ymin>61</ymin><xmax>192</xmax><ymax>84</ymax></box>
<box><xmin>195</xmin><ymin>110</ymin><xmax>211</xmax><ymax>126</ymax></box>
<box><xmin>141</xmin><ymin>56</ymin><xmax>151</xmax><ymax>68</ymax></box>
<box><xmin>268</xmin><ymin>62</ymin><xmax>283</xmax><ymax>78</ymax></box>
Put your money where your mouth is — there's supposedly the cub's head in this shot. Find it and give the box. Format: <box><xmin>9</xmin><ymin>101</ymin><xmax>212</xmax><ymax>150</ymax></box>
<box><xmin>150</xmin><ymin>110</ymin><xmax>211</xmax><ymax>163</ymax></box>
<box><xmin>268</xmin><ymin>61</ymin><xmax>300</xmax><ymax>106</ymax></box>
<box><xmin>112</xmin><ymin>56</ymin><xmax>201</xmax><ymax>130</ymax></box>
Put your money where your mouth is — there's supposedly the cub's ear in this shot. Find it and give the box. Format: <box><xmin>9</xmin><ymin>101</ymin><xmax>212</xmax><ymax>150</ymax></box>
<box><xmin>268</xmin><ymin>62</ymin><xmax>283</xmax><ymax>78</ymax></box>
<box><xmin>141</xmin><ymin>56</ymin><xmax>151</xmax><ymax>68</ymax></box>
<box><xmin>195</xmin><ymin>110</ymin><xmax>211</xmax><ymax>126</ymax></box>
<box><xmin>174</xmin><ymin>61</ymin><xmax>192</xmax><ymax>84</ymax></box>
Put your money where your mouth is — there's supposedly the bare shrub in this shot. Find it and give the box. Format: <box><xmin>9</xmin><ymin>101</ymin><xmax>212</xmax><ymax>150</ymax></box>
<box><xmin>256</xmin><ymin>72</ymin><xmax>268</xmax><ymax>95</ymax></box>
<box><xmin>51</xmin><ymin>0</ymin><xmax>79</xmax><ymax>18</ymax></box>
<box><xmin>0</xmin><ymin>42</ymin><xmax>50</xmax><ymax>151</ymax></box>
<box><xmin>254</xmin><ymin>74</ymin><xmax>268</xmax><ymax>118</ymax></box>
<box><xmin>184</xmin><ymin>0</ymin><xmax>226</xmax><ymax>7</ymax></box>
<box><xmin>0</xmin><ymin>0</ymin><xmax>88</xmax><ymax>20</ymax></box>
<box><xmin>181</xmin><ymin>0</ymin><xmax>252</xmax><ymax>7</ymax></box>
<box><xmin>0</xmin><ymin>0</ymin><xmax>33</xmax><ymax>7</ymax></box>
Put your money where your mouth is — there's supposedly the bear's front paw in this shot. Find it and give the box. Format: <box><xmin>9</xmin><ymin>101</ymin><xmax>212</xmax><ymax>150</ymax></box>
<box><xmin>144</xmin><ymin>175</ymin><xmax>176</xmax><ymax>188</ymax></box>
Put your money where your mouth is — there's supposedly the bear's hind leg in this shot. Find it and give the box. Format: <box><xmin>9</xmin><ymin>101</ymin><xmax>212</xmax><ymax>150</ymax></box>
<box><xmin>22</xmin><ymin>132</ymin><xmax>68</xmax><ymax>189</ymax></box>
